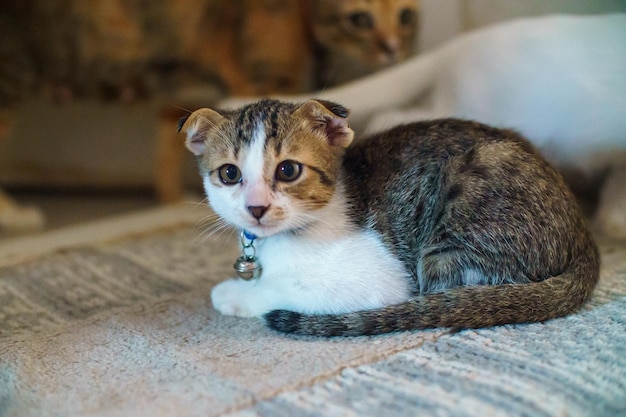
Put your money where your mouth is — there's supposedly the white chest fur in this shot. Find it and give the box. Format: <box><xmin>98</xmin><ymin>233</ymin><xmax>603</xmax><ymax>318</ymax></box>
<box><xmin>210</xmin><ymin>228</ymin><xmax>412</xmax><ymax>318</ymax></box>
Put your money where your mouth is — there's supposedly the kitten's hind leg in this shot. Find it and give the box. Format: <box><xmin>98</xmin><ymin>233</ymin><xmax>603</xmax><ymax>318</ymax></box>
<box><xmin>417</xmin><ymin>248</ymin><xmax>489</xmax><ymax>294</ymax></box>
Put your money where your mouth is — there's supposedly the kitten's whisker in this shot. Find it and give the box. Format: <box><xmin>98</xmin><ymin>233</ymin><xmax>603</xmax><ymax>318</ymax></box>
<box><xmin>295</xmin><ymin>209</ymin><xmax>340</xmax><ymax>227</ymax></box>
<box><xmin>168</xmin><ymin>103</ymin><xmax>193</xmax><ymax>114</ymax></box>
<box><xmin>195</xmin><ymin>213</ymin><xmax>223</xmax><ymax>233</ymax></box>
<box><xmin>195</xmin><ymin>219</ymin><xmax>235</xmax><ymax>245</ymax></box>
<box><xmin>197</xmin><ymin>217</ymin><xmax>221</xmax><ymax>232</ymax></box>
<box><xmin>199</xmin><ymin>216</ymin><xmax>228</xmax><ymax>233</ymax></box>
<box><xmin>196</xmin><ymin>116</ymin><xmax>234</xmax><ymax>144</ymax></box>
<box><xmin>284</xmin><ymin>214</ymin><xmax>332</xmax><ymax>233</ymax></box>
<box><xmin>195</xmin><ymin>210</ymin><xmax>220</xmax><ymax>224</ymax></box>
<box><xmin>185</xmin><ymin>198</ymin><xmax>211</xmax><ymax>213</ymax></box>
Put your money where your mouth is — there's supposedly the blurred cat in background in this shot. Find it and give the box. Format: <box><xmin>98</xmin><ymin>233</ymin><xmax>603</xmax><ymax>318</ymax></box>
<box><xmin>0</xmin><ymin>0</ymin><xmax>419</xmax><ymax>103</ymax></box>
<box><xmin>0</xmin><ymin>0</ymin><xmax>419</xmax><ymax>233</ymax></box>
<box><xmin>306</xmin><ymin>0</ymin><xmax>419</xmax><ymax>88</ymax></box>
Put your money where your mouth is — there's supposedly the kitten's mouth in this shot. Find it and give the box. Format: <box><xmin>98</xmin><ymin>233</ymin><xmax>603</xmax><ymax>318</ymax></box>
<box><xmin>245</xmin><ymin>218</ymin><xmax>309</xmax><ymax>239</ymax></box>
<box><xmin>243</xmin><ymin>222</ymin><xmax>282</xmax><ymax>239</ymax></box>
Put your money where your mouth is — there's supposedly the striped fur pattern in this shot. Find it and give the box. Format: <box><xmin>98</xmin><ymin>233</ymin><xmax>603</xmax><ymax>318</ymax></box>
<box><xmin>180</xmin><ymin>99</ymin><xmax>599</xmax><ymax>337</ymax></box>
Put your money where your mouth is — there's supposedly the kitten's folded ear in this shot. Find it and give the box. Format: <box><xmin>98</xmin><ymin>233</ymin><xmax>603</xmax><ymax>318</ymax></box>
<box><xmin>178</xmin><ymin>108</ymin><xmax>226</xmax><ymax>156</ymax></box>
<box><xmin>295</xmin><ymin>99</ymin><xmax>354</xmax><ymax>148</ymax></box>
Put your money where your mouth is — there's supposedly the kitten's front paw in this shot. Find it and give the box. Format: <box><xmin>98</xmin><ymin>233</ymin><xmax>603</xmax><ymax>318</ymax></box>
<box><xmin>211</xmin><ymin>279</ymin><xmax>265</xmax><ymax>317</ymax></box>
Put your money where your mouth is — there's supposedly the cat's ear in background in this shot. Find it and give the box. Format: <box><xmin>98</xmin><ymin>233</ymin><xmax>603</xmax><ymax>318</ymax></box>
<box><xmin>295</xmin><ymin>99</ymin><xmax>354</xmax><ymax>148</ymax></box>
<box><xmin>178</xmin><ymin>108</ymin><xmax>226</xmax><ymax>156</ymax></box>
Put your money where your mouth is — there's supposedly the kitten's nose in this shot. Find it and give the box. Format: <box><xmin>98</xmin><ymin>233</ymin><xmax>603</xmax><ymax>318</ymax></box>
<box><xmin>247</xmin><ymin>205</ymin><xmax>269</xmax><ymax>220</ymax></box>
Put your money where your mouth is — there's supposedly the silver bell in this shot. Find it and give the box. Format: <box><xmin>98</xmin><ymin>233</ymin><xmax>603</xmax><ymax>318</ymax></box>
<box><xmin>234</xmin><ymin>255</ymin><xmax>263</xmax><ymax>280</ymax></box>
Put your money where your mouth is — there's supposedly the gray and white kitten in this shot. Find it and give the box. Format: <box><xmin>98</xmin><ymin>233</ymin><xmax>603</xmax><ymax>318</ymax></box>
<box><xmin>180</xmin><ymin>99</ymin><xmax>599</xmax><ymax>337</ymax></box>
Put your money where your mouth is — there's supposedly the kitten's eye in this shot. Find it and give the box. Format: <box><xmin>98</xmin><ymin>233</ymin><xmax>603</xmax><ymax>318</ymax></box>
<box><xmin>218</xmin><ymin>164</ymin><xmax>242</xmax><ymax>185</ymax></box>
<box><xmin>275</xmin><ymin>160</ymin><xmax>302</xmax><ymax>182</ymax></box>
<box><xmin>348</xmin><ymin>12</ymin><xmax>374</xmax><ymax>30</ymax></box>
<box><xmin>399</xmin><ymin>8</ymin><xmax>416</xmax><ymax>27</ymax></box>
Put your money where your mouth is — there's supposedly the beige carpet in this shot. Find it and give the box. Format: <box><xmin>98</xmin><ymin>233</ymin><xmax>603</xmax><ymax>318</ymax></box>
<box><xmin>0</xmin><ymin>204</ymin><xmax>625</xmax><ymax>417</ymax></box>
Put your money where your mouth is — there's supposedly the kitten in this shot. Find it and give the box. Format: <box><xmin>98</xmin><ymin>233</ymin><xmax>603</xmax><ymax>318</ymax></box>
<box><xmin>219</xmin><ymin>14</ymin><xmax>626</xmax><ymax>239</ymax></box>
<box><xmin>179</xmin><ymin>99</ymin><xmax>599</xmax><ymax>337</ymax></box>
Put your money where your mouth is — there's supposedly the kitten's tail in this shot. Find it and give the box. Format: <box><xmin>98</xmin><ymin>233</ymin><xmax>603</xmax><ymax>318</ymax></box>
<box><xmin>264</xmin><ymin>246</ymin><xmax>600</xmax><ymax>337</ymax></box>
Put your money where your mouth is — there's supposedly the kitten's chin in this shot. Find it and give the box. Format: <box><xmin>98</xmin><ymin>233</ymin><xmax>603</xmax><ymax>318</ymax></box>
<box><xmin>242</xmin><ymin>220</ymin><xmax>308</xmax><ymax>239</ymax></box>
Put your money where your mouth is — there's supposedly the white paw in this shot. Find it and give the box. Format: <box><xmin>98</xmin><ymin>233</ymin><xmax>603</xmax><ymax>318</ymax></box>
<box><xmin>210</xmin><ymin>278</ymin><xmax>266</xmax><ymax>317</ymax></box>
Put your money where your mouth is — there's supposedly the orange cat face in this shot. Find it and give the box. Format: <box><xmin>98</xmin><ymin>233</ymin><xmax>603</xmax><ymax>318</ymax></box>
<box><xmin>180</xmin><ymin>99</ymin><xmax>354</xmax><ymax>238</ymax></box>
<box><xmin>311</xmin><ymin>0</ymin><xmax>419</xmax><ymax>66</ymax></box>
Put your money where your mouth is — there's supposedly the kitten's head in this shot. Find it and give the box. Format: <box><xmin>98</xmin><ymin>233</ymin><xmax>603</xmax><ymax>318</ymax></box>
<box><xmin>310</xmin><ymin>0</ymin><xmax>419</xmax><ymax>67</ymax></box>
<box><xmin>179</xmin><ymin>99</ymin><xmax>354</xmax><ymax>238</ymax></box>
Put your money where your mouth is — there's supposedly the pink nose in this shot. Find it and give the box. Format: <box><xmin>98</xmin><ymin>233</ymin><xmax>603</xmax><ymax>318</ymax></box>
<box><xmin>248</xmin><ymin>205</ymin><xmax>269</xmax><ymax>220</ymax></box>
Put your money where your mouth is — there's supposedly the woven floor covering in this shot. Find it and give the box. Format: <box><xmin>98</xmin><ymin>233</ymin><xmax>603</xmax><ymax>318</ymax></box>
<box><xmin>0</xmin><ymin>207</ymin><xmax>625</xmax><ymax>417</ymax></box>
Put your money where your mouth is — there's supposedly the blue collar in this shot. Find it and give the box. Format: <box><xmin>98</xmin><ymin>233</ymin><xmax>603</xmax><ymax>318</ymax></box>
<box><xmin>243</xmin><ymin>230</ymin><xmax>258</xmax><ymax>241</ymax></box>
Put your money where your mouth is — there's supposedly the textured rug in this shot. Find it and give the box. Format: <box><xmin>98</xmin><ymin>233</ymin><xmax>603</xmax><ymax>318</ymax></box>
<box><xmin>0</xmin><ymin>205</ymin><xmax>625</xmax><ymax>417</ymax></box>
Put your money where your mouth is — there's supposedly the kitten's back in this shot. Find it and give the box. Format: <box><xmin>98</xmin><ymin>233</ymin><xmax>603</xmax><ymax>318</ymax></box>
<box><xmin>266</xmin><ymin>119</ymin><xmax>599</xmax><ymax>336</ymax></box>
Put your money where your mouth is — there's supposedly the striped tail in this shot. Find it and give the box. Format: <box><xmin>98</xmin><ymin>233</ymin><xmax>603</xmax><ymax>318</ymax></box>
<box><xmin>264</xmin><ymin>246</ymin><xmax>599</xmax><ymax>337</ymax></box>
